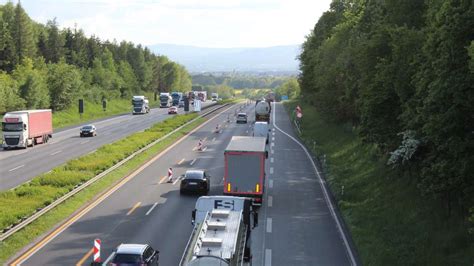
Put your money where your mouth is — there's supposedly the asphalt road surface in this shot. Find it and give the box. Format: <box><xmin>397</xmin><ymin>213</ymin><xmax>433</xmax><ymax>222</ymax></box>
<box><xmin>0</xmin><ymin>102</ymin><xmax>213</xmax><ymax>191</ymax></box>
<box><xmin>11</xmin><ymin>102</ymin><xmax>358</xmax><ymax>266</ymax></box>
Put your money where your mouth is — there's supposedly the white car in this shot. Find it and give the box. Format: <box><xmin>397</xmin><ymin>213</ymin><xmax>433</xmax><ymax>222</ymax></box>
<box><xmin>236</xmin><ymin>113</ymin><xmax>248</xmax><ymax>124</ymax></box>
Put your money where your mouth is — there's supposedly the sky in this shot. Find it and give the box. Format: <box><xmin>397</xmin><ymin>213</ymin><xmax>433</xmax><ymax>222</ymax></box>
<box><xmin>1</xmin><ymin>0</ymin><xmax>332</xmax><ymax>48</ymax></box>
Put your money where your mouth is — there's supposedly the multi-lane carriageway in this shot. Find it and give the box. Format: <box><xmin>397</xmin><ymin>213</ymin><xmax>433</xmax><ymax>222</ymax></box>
<box><xmin>9</xmin><ymin>103</ymin><xmax>359</xmax><ymax>266</ymax></box>
<box><xmin>0</xmin><ymin>103</ymin><xmax>213</xmax><ymax>191</ymax></box>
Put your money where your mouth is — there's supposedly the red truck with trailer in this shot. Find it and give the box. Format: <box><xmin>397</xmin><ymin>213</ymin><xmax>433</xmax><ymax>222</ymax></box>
<box><xmin>2</xmin><ymin>109</ymin><xmax>53</xmax><ymax>149</ymax></box>
<box><xmin>223</xmin><ymin>136</ymin><xmax>268</xmax><ymax>206</ymax></box>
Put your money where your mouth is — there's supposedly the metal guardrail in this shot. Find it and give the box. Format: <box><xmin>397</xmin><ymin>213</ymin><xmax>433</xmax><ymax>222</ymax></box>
<box><xmin>0</xmin><ymin>103</ymin><xmax>230</xmax><ymax>242</ymax></box>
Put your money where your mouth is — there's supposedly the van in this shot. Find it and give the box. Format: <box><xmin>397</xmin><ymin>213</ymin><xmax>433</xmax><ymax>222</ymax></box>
<box><xmin>253</xmin><ymin>121</ymin><xmax>269</xmax><ymax>144</ymax></box>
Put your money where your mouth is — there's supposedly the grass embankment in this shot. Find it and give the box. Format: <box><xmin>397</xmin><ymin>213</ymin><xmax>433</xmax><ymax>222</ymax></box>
<box><xmin>53</xmin><ymin>93</ymin><xmax>159</xmax><ymax>129</ymax></box>
<box><xmin>283</xmin><ymin>100</ymin><xmax>473</xmax><ymax>265</ymax></box>
<box><xmin>0</xmin><ymin>113</ymin><xmax>199</xmax><ymax>234</ymax></box>
<box><xmin>0</xmin><ymin>115</ymin><xmax>206</xmax><ymax>263</ymax></box>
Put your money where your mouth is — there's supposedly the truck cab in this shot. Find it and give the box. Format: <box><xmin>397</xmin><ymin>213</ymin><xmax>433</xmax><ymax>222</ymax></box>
<box><xmin>132</xmin><ymin>96</ymin><xmax>150</xmax><ymax>114</ymax></box>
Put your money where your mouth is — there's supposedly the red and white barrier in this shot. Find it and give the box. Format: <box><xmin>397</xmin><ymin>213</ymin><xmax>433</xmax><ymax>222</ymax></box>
<box><xmin>197</xmin><ymin>140</ymin><xmax>203</xmax><ymax>151</ymax></box>
<box><xmin>168</xmin><ymin>168</ymin><xmax>173</xmax><ymax>182</ymax></box>
<box><xmin>93</xmin><ymin>238</ymin><xmax>101</xmax><ymax>262</ymax></box>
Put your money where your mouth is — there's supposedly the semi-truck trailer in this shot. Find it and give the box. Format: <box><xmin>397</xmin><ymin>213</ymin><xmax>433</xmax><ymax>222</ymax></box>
<box><xmin>180</xmin><ymin>196</ymin><xmax>256</xmax><ymax>266</ymax></box>
<box><xmin>255</xmin><ymin>100</ymin><xmax>271</xmax><ymax>123</ymax></box>
<box><xmin>2</xmin><ymin>109</ymin><xmax>53</xmax><ymax>149</ymax></box>
<box><xmin>171</xmin><ymin>92</ymin><xmax>183</xmax><ymax>106</ymax></box>
<box><xmin>159</xmin><ymin>93</ymin><xmax>172</xmax><ymax>108</ymax></box>
<box><xmin>224</xmin><ymin>136</ymin><xmax>268</xmax><ymax>205</ymax></box>
<box><xmin>132</xmin><ymin>95</ymin><xmax>150</xmax><ymax>114</ymax></box>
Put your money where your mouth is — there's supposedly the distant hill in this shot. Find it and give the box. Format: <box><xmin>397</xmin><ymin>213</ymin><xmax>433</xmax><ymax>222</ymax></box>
<box><xmin>148</xmin><ymin>44</ymin><xmax>300</xmax><ymax>73</ymax></box>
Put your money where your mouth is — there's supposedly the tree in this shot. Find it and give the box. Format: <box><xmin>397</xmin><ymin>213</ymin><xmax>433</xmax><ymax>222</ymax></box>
<box><xmin>12</xmin><ymin>58</ymin><xmax>49</xmax><ymax>109</ymax></box>
<box><xmin>47</xmin><ymin>61</ymin><xmax>83</xmax><ymax>111</ymax></box>
<box><xmin>0</xmin><ymin>2</ymin><xmax>18</xmax><ymax>72</ymax></box>
<box><xmin>13</xmin><ymin>2</ymin><xmax>36</xmax><ymax>62</ymax></box>
<box><xmin>44</xmin><ymin>18</ymin><xmax>64</xmax><ymax>63</ymax></box>
<box><xmin>0</xmin><ymin>72</ymin><xmax>25</xmax><ymax>113</ymax></box>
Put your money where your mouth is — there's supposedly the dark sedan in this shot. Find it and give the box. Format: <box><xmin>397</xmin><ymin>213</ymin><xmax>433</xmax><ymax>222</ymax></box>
<box><xmin>180</xmin><ymin>170</ymin><xmax>210</xmax><ymax>195</ymax></box>
<box><xmin>79</xmin><ymin>124</ymin><xmax>97</xmax><ymax>137</ymax></box>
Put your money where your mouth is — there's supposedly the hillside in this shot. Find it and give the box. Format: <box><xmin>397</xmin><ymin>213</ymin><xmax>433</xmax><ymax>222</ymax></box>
<box><xmin>148</xmin><ymin>44</ymin><xmax>300</xmax><ymax>72</ymax></box>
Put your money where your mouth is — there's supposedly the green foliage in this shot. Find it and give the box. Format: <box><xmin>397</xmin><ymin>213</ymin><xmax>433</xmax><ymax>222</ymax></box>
<box><xmin>0</xmin><ymin>112</ymin><xmax>199</xmax><ymax>233</ymax></box>
<box><xmin>284</xmin><ymin>101</ymin><xmax>473</xmax><ymax>265</ymax></box>
<box><xmin>192</xmin><ymin>73</ymin><xmax>288</xmax><ymax>89</ymax></box>
<box><xmin>275</xmin><ymin>78</ymin><xmax>299</xmax><ymax>100</ymax></box>
<box><xmin>0</xmin><ymin>2</ymin><xmax>189</xmax><ymax>114</ymax></box>
<box><xmin>0</xmin><ymin>72</ymin><xmax>25</xmax><ymax>113</ymax></box>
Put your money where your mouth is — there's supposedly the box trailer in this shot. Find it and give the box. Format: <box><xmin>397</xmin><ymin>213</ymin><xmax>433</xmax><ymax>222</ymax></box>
<box><xmin>224</xmin><ymin>136</ymin><xmax>268</xmax><ymax>205</ymax></box>
<box><xmin>2</xmin><ymin>109</ymin><xmax>53</xmax><ymax>149</ymax></box>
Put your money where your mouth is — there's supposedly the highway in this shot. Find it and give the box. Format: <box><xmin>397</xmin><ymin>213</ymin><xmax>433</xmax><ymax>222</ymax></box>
<box><xmin>0</xmin><ymin>103</ymin><xmax>213</xmax><ymax>191</ymax></box>
<box><xmin>11</xmin><ymin>102</ymin><xmax>358</xmax><ymax>266</ymax></box>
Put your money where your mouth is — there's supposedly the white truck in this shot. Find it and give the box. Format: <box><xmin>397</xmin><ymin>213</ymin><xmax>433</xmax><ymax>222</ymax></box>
<box><xmin>132</xmin><ymin>95</ymin><xmax>150</xmax><ymax>114</ymax></box>
<box><xmin>180</xmin><ymin>196</ymin><xmax>256</xmax><ymax>266</ymax></box>
<box><xmin>2</xmin><ymin>109</ymin><xmax>53</xmax><ymax>149</ymax></box>
<box><xmin>159</xmin><ymin>93</ymin><xmax>172</xmax><ymax>108</ymax></box>
<box><xmin>211</xmin><ymin>93</ymin><xmax>219</xmax><ymax>101</ymax></box>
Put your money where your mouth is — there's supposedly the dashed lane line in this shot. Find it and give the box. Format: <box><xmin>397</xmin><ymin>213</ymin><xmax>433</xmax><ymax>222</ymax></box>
<box><xmin>265</xmin><ymin>249</ymin><xmax>272</xmax><ymax>266</ymax></box>
<box><xmin>145</xmin><ymin>202</ymin><xmax>158</xmax><ymax>216</ymax></box>
<box><xmin>126</xmin><ymin>202</ymin><xmax>141</xmax><ymax>216</ymax></box>
<box><xmin>268</xmin><ymin>196</ymin><xmax>273</xmax><ymax>207</ymax></box>
<box><xmin>8</xmin><ymin>164</ymin><xmax>25</xmax><ymax>172</ymax></box>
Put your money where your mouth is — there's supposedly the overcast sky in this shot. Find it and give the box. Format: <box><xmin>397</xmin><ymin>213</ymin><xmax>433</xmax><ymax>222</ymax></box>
<box><xmin>1</xmin><ymin>0</ymin><xmax>331</xmax><ymax>48</ymax></box>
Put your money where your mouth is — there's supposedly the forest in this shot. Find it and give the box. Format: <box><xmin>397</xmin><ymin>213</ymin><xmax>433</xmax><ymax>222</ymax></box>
<box><xmin>0</xmin><ymin>2</ymin><xmax>191</xmax><ymax>114</ymax></box>
<box><xmin>299</xmin><ymin>0</ymin><xmax>473</xmax><ymax>229</ymax></box>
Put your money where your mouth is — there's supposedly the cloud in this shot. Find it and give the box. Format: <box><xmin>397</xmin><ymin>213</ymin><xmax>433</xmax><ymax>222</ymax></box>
<box><xmin>3</xmin><ymin>0</ymin><xmax>331</xmax><ymax>47</ymax></box>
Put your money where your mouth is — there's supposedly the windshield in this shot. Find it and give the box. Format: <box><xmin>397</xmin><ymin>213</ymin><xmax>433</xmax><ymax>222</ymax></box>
<box><xmin>132</xmin><ymin>101</ymin><xmax>143</xmax><ymax>107</ymax></box>
<box><xmin>82</xmin><ymin>126</ymin><xmax>93</xmax><ymax>130</ymax></box>
<box><xmin>2</xmin><ymin>122</ymin><xmax>23</xmax><ymax>132</ymax></box>
<box><xmin>112</xmin><ymin>254</ymin><xmax>142</xmax><ymax>264</ymax></box>
<box><xmin>185</xmin><ymin>172</ymin><xmax>204</xmax><ymax>179</ymax></box>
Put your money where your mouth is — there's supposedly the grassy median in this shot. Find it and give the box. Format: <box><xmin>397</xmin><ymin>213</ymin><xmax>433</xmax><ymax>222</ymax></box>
<box><xmin>0</xmin><ymin>115</ymin><xmax>206</xmax><ymax>264</ymax></box>
<box><xmin>283</xmin><ymin>100</ymin><xmax>473</xmax><ymax>265</ymax></box>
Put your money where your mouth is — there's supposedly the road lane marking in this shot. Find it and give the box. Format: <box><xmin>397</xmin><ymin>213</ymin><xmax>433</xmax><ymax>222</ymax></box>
<box><xmin>270</xmin><ymin>167</ymin><xmax>274</xmax><ymax>174</ymax></box>
<box><xmin>271</xmin><ymin>149</ymin><xmax>274</xmax><ymax>154</ymax></box>
<box><xmin>212</xmin><ymin>137</ymin><xmax>216</xmax><ymax>142</ymax></box>
<box><xmin>87</xmin><ymin>149</ymin><xmax>97</xmax><ymax>155</ymax></box>
<box><xmin>266</xmin><ymin>218</ymin><xmax>272</xmax><ymax>233</ymax></box>
<box><xmin>272</xmin><ymin>132</ymin><xmax>275</xmax><ymax>136</ymax></box>
<box><xmin>12</xmin><ymin>104</ymin><xmax>237</xmax><ymax>266</ymax></box>
<box><xmin>80</xmin><ymin>140</ymin><xmax>90</xmax><ymax>144</ymax></box>
<box><xmin>126</xmin><ymin>202</ymin><xmax>141</xmax><ymax>216</ymax></box>
<box><xmin>159</xmin><ymin>175</ymin><xmax>167</xmax><ymax>184</ymax></box>
<box><xmin>203</xmin><ymin>137</ymin><xmax>207</xmax><ymax>141</ymax></box>
<box><xmin>269</xmin><ymin>180</ymin><xmax>273</xmax><ymax>188</ymax></box>
<box><xmin>265</xmin><ymin>249</ymin><xmax>272</xmax><ymax>266</ymax></box>
<box><xmin>272</xmin><ymin>137</ymin><xmax>275</xmax><ymax>141</ymax></box>
<box><xmin>177</xmin><ymin>158</ymin><xmax>185</xmax><ymax>165</ymax></box>
<box><xmin>172</xmin><ymin>176</ymin><xmax>182</xmax><ymax>185</ymax></box>
<box><xmin>145</xmin><ymin>202</ymin><xmax>158</xmax><ymax>216</ymax></box>
<box><xmin>270</xmin><ymin>158</ymin><xmax>274</xmax><ymax>163</ymax></box>
<box><xmin>192</xmin><ymin>146</ymin><xmax>197</xmax><ymax>151</ymax></box>
<box><xmin>272</xmin><ymin>102</ymin><xmax>358</xmax><ymax>265</ymax></box>
<box><xmin>76</xmin><ymin>248</ymin><xmax>94</xmax><ymax>266</ymax></box>
<box><xmin>50</xmin><ymin>150</ymin><xmax>62</xmax><ymax>155</ymax></box>
<box><xmin>190</xmin><ymin>158</ymin><xmax>197</xmax><ymax>166</ymax></box>
<box><xmin>271</xmin><ymin>142</ymin><xmax>274</xmax><ymax>147</ymax></box>
<box><xmin>202</xmin><ymin>147</ymin><xmax>207</xmax><ymax>152</ymax></box>
<box><xmin>8</xmin><ymin>164</ymin><xmax>24</xmax><ymax>172</ymax></box>
<box><xmin>268</xmin><ymin>196</ymin><xmax>273</xmax><ymax>207</ymax></box>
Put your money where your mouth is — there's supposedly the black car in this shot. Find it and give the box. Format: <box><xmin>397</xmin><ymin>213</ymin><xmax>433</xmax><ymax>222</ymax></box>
<box><xmin>180</xmin><ymin>170</ymin><xmax>210</xmax><ymax>195</ymax></box>
<box><xmin>110</xmin><ymin>244</ymin><xmax>159</xmax><ymax>266</ymax></box>
<box><xmin>79</xmin><ymin>124</ymin><xmax>97</xmax><ymax>137</ymax></box>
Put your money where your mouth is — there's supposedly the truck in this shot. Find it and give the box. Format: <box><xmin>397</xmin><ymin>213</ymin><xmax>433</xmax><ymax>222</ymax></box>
<box><xmin>255</xmin><ymin>100</ymin><xmax>271</xmax><ymax>123</ymax></box>
<box><xmin>211</xmin><ymin>92</ymin><xmax>219</xmax><ymax>101</ymax></box>
<box><xmin>180</xmin><ymin>196</ymin><xmax>256</xmax><ymax>266</ymax></box>
<box><xmin>159</xmin><ymin>93</ymin><xmax>172</xmax><ymax>108</ymax></box>
<box><xmin>171</xmin><ymin>92</ymin><xmax>183</xmax><ymax>106</ymax></box>
<box><xmin>224</xmin><ymin>136</ymin><xmax>268</xmax><ymax>205</ymax></box>
<box><xmin>197</xmin><ymin>91</ymin><xmax>207</xmax><ymax>102</ymax></box>
<box><xmin>2</xmin><ymin>109</ymin><xmax>53</xmax><ymax>149</ymax></box>
<box><xmin>132</xmin><ymin>95</ymin><xmax>150</xmax><ymax>114</ymax></box>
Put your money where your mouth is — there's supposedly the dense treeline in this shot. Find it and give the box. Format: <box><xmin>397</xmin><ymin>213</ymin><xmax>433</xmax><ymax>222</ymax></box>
<box><xmin>192</xmin><ymin>73</ymin><xmax>287</xmax><ymax>89</ymax></box>
<box><xmin>0</xmin><ymin>2</ymin><xmax>191</xmax><ymax>114</ymax></box>
<box><xmin>300</xmin><ymin>0</ymin><xmax>473</xmax><ymax>225</ymax></box>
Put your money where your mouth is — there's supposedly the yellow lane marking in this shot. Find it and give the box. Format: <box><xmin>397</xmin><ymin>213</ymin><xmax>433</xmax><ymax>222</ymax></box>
<box><xmin>11</xmin><ymin>104</ymin><xmax>236</xmax><ymax>266</ymax></box>
<box><xmin>177</xmin><ymin>158</ymin><xmax>185</xmax><ymax>165</ymax></box>
<box><xmin>126</xmin><ymin>202</ymin><xmax>141</xmax><ymax>216</ymax></box>
<box><xmin>76</xmin><ymin>248</ymin><xmax>94</xmax><ymax>266</ymax></box>
<box><xmin>159</xmin><ymin>175</ymin><xmax>167</xmax><ymax>184</ymax></box>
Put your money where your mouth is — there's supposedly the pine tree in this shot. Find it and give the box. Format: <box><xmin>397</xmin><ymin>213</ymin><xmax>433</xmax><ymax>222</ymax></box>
<box><xmin>13</xmin><ymin>2</ymin><xmax>36</xmax><ymax>62</ymax></box>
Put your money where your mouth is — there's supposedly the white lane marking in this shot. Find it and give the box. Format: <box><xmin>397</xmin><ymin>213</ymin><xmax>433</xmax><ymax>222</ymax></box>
<box><xmin>88</xmin><ymin>149</ymin><xmax>97</xmax><ymax>155</ymax></box>
<box><xmin>271</xmin><ymin>142</ymin><xmax>274</xmax><ymax>147</ymax></box>
<box><xmin>272</xmin><ymin>132</ymin><xmax>275</xmax><ymax>136</ymax></box>
<box><xmin>212</xmin><ymin>137</ymin><xmax>216</xmax><ymax>142</ymax></box>
<box><xmin>271</xmin><ymin>149</ymin><xmax>274</xmax><ymax>154</ymax></box>
<box><xmin>266</xmin><ymin>218</ymin><xmax>272</xmax><ymax>233</ymax></box>
<box><xmin>80</xmin><ymin>140</ymin><xmax>90</xmax><ymax>144</ymax></box>
<box><xmin>145</xmin><ymin>202</ymin><xmax>158</xmax><ymax>216</ymax></box>
<box><xmin>272</xmin><ymin>102</ymin><xmax>358</xmax><ymax>266</ymax></box>
<box><xmin>272</xmin><ymin>137</ymin><xmax>275</xmax><ymax>141</ymax></box>
<box><xmin>9</xmin><ymin>164</ymin><xmax>25</xmax><ymax>172</ymax></box>
<box><xmin>190</xmin><ymin>158</ymin><xmax>197</xmax><ymax>166</ymax></box>
<box><xmin>270</xmin><ymin>167</ymin><xmax>274</xmax><ymax>174</ymax></box>
<box><xmin>269</xmin><ymin>179</ymin><xmax>273</xmax><ymax>188</ymax></box>
<box><xmin>270</xmin><ymin>158</ymin><xmax>274</xmax><ymax>163</ymax></box>
<box><xmin>172</xmin><ymin>176</ymin><xmax>182</xmax><ymax>185</ymax></box>
<box><xmin>272</xmin><ymin>128</ymin><xmax>275</xmax><ymax>132</ymax></box>
<box><xmin>202</xmin><ymin>147</ymin><xmax>207</xmax><ymax>152</ymax></box>
<box><xmin>50</xmin><ymin>150</ymin><xmax>62</xmax><ymax>155</ymax></box>
<box><xmin>268</xmin><ymin>196</ymin><xmax>273</xmax><ymax>207</ymax></box>
<box><xmin>46</xmin><ymin>170</ymin><xmax>52</xmax><ymax>174</ymax></box>
<box><xmin>265</xmin><ymin>249</ymin><xmax>272</xmax><ymax>266</ymax></box>
<box><xmin>246</xmin><ymin>130</ymin><xmax>248</xmax><ymax>133</ymax></box>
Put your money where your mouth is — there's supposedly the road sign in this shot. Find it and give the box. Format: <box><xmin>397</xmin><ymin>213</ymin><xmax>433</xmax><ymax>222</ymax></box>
<box><xmin>93</xmin><ymin>239</ymin><xmax>101</xmax><ymax>262</ymax></box>
<box><xmin>281</xmin><ymin>95</ymin><xmax>289</xmax><ymax>100</ymax></box>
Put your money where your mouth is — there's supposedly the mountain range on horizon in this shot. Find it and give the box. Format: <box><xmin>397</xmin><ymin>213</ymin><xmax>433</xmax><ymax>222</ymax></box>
<box><xmin>147</xmin><ymin>43</ymin><xmax>301</xmax><ymax>73</ymax></box>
